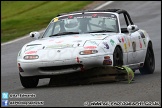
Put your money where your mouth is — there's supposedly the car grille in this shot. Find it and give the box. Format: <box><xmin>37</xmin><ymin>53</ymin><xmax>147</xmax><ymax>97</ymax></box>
<box><xmin>39</xmin><ymin>64</ymin><xmax>83</xmax><ymax>72</ymax></box>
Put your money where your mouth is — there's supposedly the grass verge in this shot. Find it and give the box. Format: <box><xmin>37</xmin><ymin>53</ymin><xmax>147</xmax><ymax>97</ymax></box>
<box><xmin>1</xmin><ymin>1</ymin><xmax>93</xmax><ymax>43</ymax></box>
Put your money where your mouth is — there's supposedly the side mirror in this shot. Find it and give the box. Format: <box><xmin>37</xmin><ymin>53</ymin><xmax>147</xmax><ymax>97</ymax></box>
<box><xmin>29</xmin><ymin>31</ymin><xmax>40</xmax><ymax>39</ymax></box>
<box><xmin>127</xmin><ymin>25</ymin><xmax>139</xmax><ymax>33</ymax></box>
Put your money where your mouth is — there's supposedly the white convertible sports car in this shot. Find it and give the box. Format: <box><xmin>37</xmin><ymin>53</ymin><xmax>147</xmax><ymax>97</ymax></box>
<box><xmin>17</xmin><ymin>9</ymin><xmax>155</xmax><ymax>88</ymax></box>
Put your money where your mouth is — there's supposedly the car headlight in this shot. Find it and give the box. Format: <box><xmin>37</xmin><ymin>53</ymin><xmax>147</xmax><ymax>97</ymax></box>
<box><xmin>79</xmin><ymin>50</ymin><xmax>98</xmax><ymax>55</ymax></box>
<box><xmin>24</xmin><ymin>55</ymin><xmax>39</xmax><ymax>60</ymax></box>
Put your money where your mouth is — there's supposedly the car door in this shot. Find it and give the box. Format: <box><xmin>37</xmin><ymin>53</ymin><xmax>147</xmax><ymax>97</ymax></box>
<box><xmin>119</xmin><ymin>11</ymin><xmax>146</xmax><ymax>65</ymax></box>
<box><xmin>127</xmin><ymin>31</ymin><xmax>141</xmax><ymax>64</ymax></box>
<box><xmin>128</xmin><ymin>29</ymin><xmax>148</xmax><ymax>65</ymax></box>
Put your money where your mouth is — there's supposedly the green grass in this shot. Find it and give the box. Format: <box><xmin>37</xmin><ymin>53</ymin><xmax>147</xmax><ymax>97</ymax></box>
<box><xmin>1</xmin><ymin>1</ymin><xmax>93</xmax><ymax>43</ymax></box>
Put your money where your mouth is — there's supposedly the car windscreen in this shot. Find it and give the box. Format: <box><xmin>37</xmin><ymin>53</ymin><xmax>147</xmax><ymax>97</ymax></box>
<box><xmin>43</xmin><ymin>12</ymin><xmax>119</xmax><ymax>38</ymax></box>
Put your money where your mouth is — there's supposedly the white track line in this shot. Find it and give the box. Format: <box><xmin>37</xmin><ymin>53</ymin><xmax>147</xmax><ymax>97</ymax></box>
<box><xmin>94</xmin><ymin>1</ymin><xmax>114</xmax><ymax>10</ymax></box>
<box><xmin>1</xmin><ymin>1</ymin><xmax>114</xmax><ymax>46</ymax></box>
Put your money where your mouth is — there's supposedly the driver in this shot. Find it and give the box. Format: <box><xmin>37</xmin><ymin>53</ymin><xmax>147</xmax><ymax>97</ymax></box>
<box><xmin>64</xmin><ymin>18</ymin><xmax>80</xmax><ymax>32</ymax></box>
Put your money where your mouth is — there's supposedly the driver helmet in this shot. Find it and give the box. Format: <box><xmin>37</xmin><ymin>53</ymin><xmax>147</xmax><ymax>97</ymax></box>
<box><xmin>64</xmin><ymin>18</ymin><xmax>79</xmax><ymax>32</ymax></box>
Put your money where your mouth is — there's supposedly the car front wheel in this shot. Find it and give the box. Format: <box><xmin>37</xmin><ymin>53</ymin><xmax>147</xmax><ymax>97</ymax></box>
<box><xmin>139</xmin><ymin>43</ymin><xmax>155</xmax><ymax>74</ymax></box>
<box><xmin>19</xmin><ymin>74</ymin><xmax>39</xmax><ymax>88</ymax></box>
<box><xmin>113</xmin><ymin>46</ymin><xmax>123</xmax><ymax>66</ymax></box>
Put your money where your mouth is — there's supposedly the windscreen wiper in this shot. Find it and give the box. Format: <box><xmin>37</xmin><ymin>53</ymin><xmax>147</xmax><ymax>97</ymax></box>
<box><xmin>49</xmin><ymin>32</ymin><xmax>79</xmax><ymax>37</ymax></box>
<box><xmin>88</xmin><ymin>30</ymin><xmax>115</xmax><ymax>33</ymax></box>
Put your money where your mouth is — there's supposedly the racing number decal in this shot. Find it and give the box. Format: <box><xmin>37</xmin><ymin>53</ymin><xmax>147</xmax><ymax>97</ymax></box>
<box><xmin>139</xmin><ymin>31</ymin><xmax>145</xmax><ymax>38</ymax></box>
<box><xmin>68</xmin><ymin>15</ymin><xmax>73</xmax><ymax>19</ymax></box>
<box><xmin>132</xmin><ymin>41</ymin><xmax>137</xmax><ymax>58</ymax></box>
<box><xmin>140</xmin><ymin>41</ymin><xmax>142</xmax><ymax>48</ymax></box>
<box><xmin>132</xmin><ymin>41</ymin><xmax>136</xmax><ymax>52</ymax></box>
<box><xmin>110</xmin><ymin>39</ymin><xmax>115</xmax><ymax>46</ymax></box>
<box><xmin>143</xmin><ymin>39</ymin><xmax>146</xmax><ymax>47</ymax></box>
<box><xmin>124</xmin><ymin>43</ymin><xmax>127</xmax><ymax>52</ymax></box>
<box><xmin>138</xmin><ymin>36</ymin><xmax>142</xmax><ymax>48</ymax></box>
<box><xmin>127</xmin><ymin>38</ymin><xmax>130</xmax><ymax>47</ymax></box>
<box><xmin>139</xmin><ymin>31</ymin><xmax>146</xmax><ymax>47</ymax></box>
<box><xmin>103</xmin><ymin>42</ymin><xmax>109</xmax><ymax>49</ymax></box>
<box><xmin>54</xmin><ymin>17</ymin><xmax>59</xmax><ymax>22</ymax></box>
<box><xmin>92</xmin><ymin>14</ymin><xmax>97</xmax><ymax>17</ymax></box>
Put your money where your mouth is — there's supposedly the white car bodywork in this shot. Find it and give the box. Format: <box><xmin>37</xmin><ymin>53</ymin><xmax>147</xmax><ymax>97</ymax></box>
<box><xmin>18</xmin><ymin>31</ymin><xmax>150</xmax><ymax>76</ymax></box>
<box><xmin>17</xmin><ymin>10</ymin><xmax>152</xmax><ymax>78</ymax></box>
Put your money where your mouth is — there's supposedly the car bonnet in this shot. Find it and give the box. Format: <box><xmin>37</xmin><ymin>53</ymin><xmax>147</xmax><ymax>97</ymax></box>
<box><xmin>25</xmin><ymin>33</ymin><xmax>117</xmax><ymax>49</ymax></box>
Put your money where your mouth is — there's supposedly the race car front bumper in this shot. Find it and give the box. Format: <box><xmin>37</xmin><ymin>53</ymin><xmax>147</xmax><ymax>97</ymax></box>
<box><xmin>18</xmin><ymin>54</ymin><xmax>113</xmax><ymax>77</ymax></box>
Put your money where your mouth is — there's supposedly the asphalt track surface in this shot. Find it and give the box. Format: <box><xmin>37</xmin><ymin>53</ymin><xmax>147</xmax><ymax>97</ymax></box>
<box><xmin>1</xmin><ymin>1</ymin><xmax>161</xmax><ymax>107</ymax></box>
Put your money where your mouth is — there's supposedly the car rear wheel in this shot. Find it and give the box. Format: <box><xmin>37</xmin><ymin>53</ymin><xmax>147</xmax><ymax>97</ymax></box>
<box><xmin>139</xmin><ymin>43</ymin><xmax>155</xmax><ymax>74</ymax></box>
<box><xmin>19</xmin><ymin>74</ymin><xmax>39</xmax><ymax>88</ymax></box>
<box><xmin>113</xmin><ymin>46</ymin><xmax>123</xmax><ymax>66</ymax></box>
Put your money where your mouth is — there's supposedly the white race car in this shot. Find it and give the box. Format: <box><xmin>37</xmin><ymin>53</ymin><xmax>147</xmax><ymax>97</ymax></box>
<box><xmin>17</xmin><ymin>9</ymin><xmax>155</xmax><ymax>88</ymax></box>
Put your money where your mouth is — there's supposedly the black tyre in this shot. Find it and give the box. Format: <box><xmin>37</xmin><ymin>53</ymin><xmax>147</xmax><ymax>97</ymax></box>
<box><xmin>19</xmin><ymin>74</ymin><xmax>39</xmax><ymax>88</ymax></box>
<box><xmin>113</xmin><ymin>46</ymin><xmax>123</xmax><ymax>66</ymax></box>
<box><xmin>139</xmin><ymin>43</ymin><xmax>155</xmax><ymax>74</ymax></box>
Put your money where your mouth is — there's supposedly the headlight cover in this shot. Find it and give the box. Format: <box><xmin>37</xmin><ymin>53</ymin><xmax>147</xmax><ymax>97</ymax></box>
<box><xmin>24</xmin><ymin>55</ymin><xmax>39</xmax><ymax>60</ymax></box>
<box><xmin>79</xmin><ymin>50</ymin><xmax>98</xmax><ymax>55</ymax></box>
